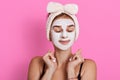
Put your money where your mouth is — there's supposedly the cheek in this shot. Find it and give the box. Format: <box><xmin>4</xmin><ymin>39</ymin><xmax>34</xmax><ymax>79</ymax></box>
<box><xmin>51</xmin><ymin>31</ymin><xmax>61</xmax><ymax>40</ymax></box>
<box><xmin>68</xmin><ymin>32</ymin><xmax>76</xmax><ymax>39</ymax></box>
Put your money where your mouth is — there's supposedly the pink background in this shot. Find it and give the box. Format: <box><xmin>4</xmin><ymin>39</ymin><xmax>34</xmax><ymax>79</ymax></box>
<box><xmin>0</xmin><ymin>0</ymin><xmax>120</xmax><ymax>80</ymax></box>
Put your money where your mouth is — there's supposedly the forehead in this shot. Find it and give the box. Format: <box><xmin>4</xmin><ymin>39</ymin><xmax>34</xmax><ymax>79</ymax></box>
<box><xmin>53</xmin><ymin>13</ymin><xmax>74</xmax><ymax>20</ymax></box>
<box><xmin>51</xmin><ymin>13</ymin><xmax>75</xmax><ymax>25</ymax></box>
<box><xmin>52</xmin><ymin>19</ymin><xmax>75</xmax><ymax>26</ymax></box>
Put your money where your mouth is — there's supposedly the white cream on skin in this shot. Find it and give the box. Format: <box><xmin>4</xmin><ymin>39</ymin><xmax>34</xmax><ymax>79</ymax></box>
<box><xmin>51</xmin><ymin>19</ymin><xmax>76</xmax><ymax>50</ymax></box>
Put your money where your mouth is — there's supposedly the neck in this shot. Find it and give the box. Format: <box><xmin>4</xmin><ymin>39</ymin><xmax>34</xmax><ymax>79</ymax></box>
<box><xmin>54</xmin><ymin>47</ymin><xmax>73</xmax><ymax>67</ymax></box>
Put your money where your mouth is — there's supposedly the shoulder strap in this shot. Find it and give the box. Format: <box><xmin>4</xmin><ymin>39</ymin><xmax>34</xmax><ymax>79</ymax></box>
<box><xmin>77</xmin><ymin>62</ymin><xmax>83</xmax><ymax>80</ymax></box>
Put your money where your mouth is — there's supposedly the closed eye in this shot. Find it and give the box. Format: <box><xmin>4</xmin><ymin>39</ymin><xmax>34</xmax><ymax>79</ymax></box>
<box><xmin>67</xmin><ymin>25</ymin><xmax>75</xmax><ymax>32</ymax></box>
<box><xmin>53</xmin><ymin>26</ymin><xmax>62</xmax><ymax>33</ymax></box>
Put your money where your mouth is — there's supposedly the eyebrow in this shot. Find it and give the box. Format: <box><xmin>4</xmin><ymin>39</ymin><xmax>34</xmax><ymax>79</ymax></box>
<box><xmin>53</xmin><ymin>25</ymin><xmax>61</xmax><ymax>27</ymax></box>
<box><xmin>52</xmin><ymin>25</ymin><xmax>61</xmax><ymax>28</ymax></box>
<box><xmin>52</xmin><ymin>24</ymin><xmax>75</xmax><ymax>28</ymax></box>
<box><xmin>68</xmin><ymin>24</ymin><xmax>75</xmax><ymax>27</ymax></box>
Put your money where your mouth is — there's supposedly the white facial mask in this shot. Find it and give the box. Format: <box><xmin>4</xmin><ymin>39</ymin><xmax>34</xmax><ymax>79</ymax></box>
<box><xmin>51</xmin><ymin>19</ymin><xmax>76</xmax><ymax>50</ymax></box>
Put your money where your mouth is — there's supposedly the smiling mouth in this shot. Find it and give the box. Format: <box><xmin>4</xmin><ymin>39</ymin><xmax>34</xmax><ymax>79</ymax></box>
<box><xmin>59</xmin><ymin>40</ymin><xmax>70</xmax><ymax>45</ymax></box>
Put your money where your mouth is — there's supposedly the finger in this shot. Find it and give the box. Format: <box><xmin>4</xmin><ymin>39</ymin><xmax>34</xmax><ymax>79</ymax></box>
<box><xmin>44</xmin><ymin>50</ymin><xmax>51</xmax><ymax>58</ymax></box>
<box><xmin>72</xmin><ymin>53</ymin><xmax>84</xmax><ymax>63</ymax></box>
<box><xmin>81</xmin><ymin>57</ymin><xmax>84</xmax><ymax>62</ymax></box>
<box><xmin>77</xmin><ymin>55</ymin><xmax>84</xmax><ymax>63</ymax></box>
<box><xmin>52</xmin><ymin>59</ymin><xmax>56</xmax><ymax>62</ymax></box>
<box><xmin>69</xmin><ymin>57</ymin><xmax>72</xmax><ymax>61</ymax></box>
<box><xmin>47</xmin><ymin>50</ymin><xmax>52</xmax><ymax>54</ymax></box>
<box><xmin>72</xmin><ymin>54</ymin><xmax>79</xmax><ymax>60</ymax></box>
<box><xmin>44</xmin><ymin>50</ymin><xmax>54</xmax><ymax>60</ymax></box>
<box><xmin>75</xmin><ymin>49</ymin><xmax>82</xmax><ymax>55</ymax></box>
<box><xmin>49</xmin><ymin>51</ymin><xmax>55</xmax><ymax>59</ymax></box>
<box><xmin>79</xmin><ymin>51</ymin><xmax>84</xmax><ymax>62</ymax></box>
<box><xmin>69</xmin><ymin>53</ymin><xmax>79</xmax><ymax>61</ymax></box>
<box><xmin>48</xmin><ymin>51</ymin><xmax>56</xmax><ymax>62</ymax></box>
<box><xmin>47</xmin><ymin>50</ymin><xmax>51</xmax><ymax>53</ymax></box>
<box><xmin>75</xmin><ymin>49</ymin><xmax>84</xmax><ymax>60</ymax></box>
<box><xmin>73</xmin><ymin>57</ymin><xmax>84</xmax><ymax>65</ymax></box>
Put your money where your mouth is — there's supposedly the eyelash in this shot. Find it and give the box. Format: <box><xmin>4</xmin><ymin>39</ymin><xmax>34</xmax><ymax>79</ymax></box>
<box><xmin>67</xmin><ymin>30</ymin><xmax>73</xmax><ymax>32</ymax></box>
<box><xmin>53</xmin><ymin>26</ymin><xmax>75</xmax><ymax>33</ymax></box>
<box><xmin>56</xmin><ymin>31</ymin><xmax>61</xmax><ymax>33</ymax></box>
<box><xmin>55</xmin><ymin>30</ymin><xmax>73</xmax><ymax>33</ymax></box>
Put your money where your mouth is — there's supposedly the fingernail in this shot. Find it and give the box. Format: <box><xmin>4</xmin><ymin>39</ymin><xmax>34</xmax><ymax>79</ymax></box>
<box><xmin>69</xmin><ymin>58</ymin><xmax>72</xmax><ymax>61</ymax></box>
<box><xmin>53</xmin><ymin>59</ymin><xmax>56</xmax><ymax>62</ymax></box>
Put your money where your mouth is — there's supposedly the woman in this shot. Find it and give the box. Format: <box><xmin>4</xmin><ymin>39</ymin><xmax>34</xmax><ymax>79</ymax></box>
<box><xmin>28</xmin><ymin>2</ymin><xmax>96</xmax><ymax>80</ymax></box>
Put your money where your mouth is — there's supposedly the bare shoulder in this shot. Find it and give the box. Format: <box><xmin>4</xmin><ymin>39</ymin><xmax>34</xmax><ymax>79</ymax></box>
<box><xmin>30</xmin><ymin>56</ymin><xmax>44</xmax><ymax>65</ymax></box>
<box><xmin>83</xmin><ymin>59</ymin><xmax>96</xmax><ymax>68</ymax></box>
<box><xmin>28</xmin><ymin>56</ymin><xmax>44</xmax><ymax>72</ymax></box>
<box><xmin>81</xmin><ymin>59</ymin><xmax>97</xmax><ymax>80</ymax></box>
<box><xmin>28</xmin><ymin>56</ymin><xmax>44</xmax><ymax>80</ymax></box>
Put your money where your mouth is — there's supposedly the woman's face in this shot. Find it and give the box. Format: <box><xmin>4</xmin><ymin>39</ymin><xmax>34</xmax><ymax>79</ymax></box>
<box><xmin>50</xmin><ymin>18</ymin><xmax>76</xmax><ymax>50</ymax></box>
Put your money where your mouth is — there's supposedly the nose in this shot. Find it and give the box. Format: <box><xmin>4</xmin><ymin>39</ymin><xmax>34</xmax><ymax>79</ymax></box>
<box><xmin>61</xmin><ymin>31</ymin><xmax>68</xmax><ymax>38</ymax></box>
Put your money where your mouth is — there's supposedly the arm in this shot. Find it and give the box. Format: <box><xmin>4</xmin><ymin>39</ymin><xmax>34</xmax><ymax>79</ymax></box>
<box><xmin>81</xmin><ymin>59</ymin><xmax>97</xmax><ymax>80</ymax></box>
<box><xmin>41</xmin><ymin>51</ymin><xmax>57</xmax><ymax>80</ymax></box>
<box><xmin>28</xmin><ymin>56</ymin><xmax>43</xmax><ymax>80</ymax></box>
<box><xmin>41</xmin><ymin>68</ymin><xmax>55</xmax><ymax>80</ymax></box>
<box><xmin>67</xmin><ymin>49</ymin><xmax>84</xmax><ymax>80</ymax></box>
<box><xmin>28</xmin><ymin>51</ymin><xmax>57</xmax><ymax>80</ymax></box>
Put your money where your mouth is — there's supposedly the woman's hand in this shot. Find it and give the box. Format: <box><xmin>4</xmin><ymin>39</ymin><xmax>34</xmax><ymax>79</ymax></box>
<box><xmin>67</xmin><ymin>49</ymin><xmax>84</xmax><ymax>79</ymax></box>
<box><xmin>41</xmin><ymin>50</ymin><xmax>57</xmax><ymax>80</ymax></box>
<box><xmin>43</xmin><ymin>50</ymin><xmax>57</xmax><ymax>72</ymax></box>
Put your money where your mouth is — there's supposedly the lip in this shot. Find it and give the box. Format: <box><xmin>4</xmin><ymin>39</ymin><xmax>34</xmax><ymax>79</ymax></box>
<box><xmin>59</xmin><ymin>40</ymin><xmax>70</xmax><ymax>45</ymax></box>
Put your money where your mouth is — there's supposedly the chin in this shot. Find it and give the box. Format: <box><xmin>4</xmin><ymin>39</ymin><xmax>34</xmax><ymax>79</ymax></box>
<box><xmin>54</xmin><ymin>46</ymin><xmax>72</xmax><ymax>51</ymax></box>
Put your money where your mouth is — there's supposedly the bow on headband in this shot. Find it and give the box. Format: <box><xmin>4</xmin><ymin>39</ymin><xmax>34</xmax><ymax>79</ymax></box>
<box><xmin>47</xmin><ymin>2</ymin><xmax>78</xmax><ymax>15</ymax></box>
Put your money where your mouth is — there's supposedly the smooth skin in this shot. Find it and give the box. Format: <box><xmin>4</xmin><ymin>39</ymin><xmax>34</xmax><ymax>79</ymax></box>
<box><xmin>28</xmin><ymin>49</ymin><xmax>96</xmax><ymax>80</ymax></box>
<box><xmin>28</xmin><ymin>15</ymin><xmax>96</xmax><ymax>80</ymax></box>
